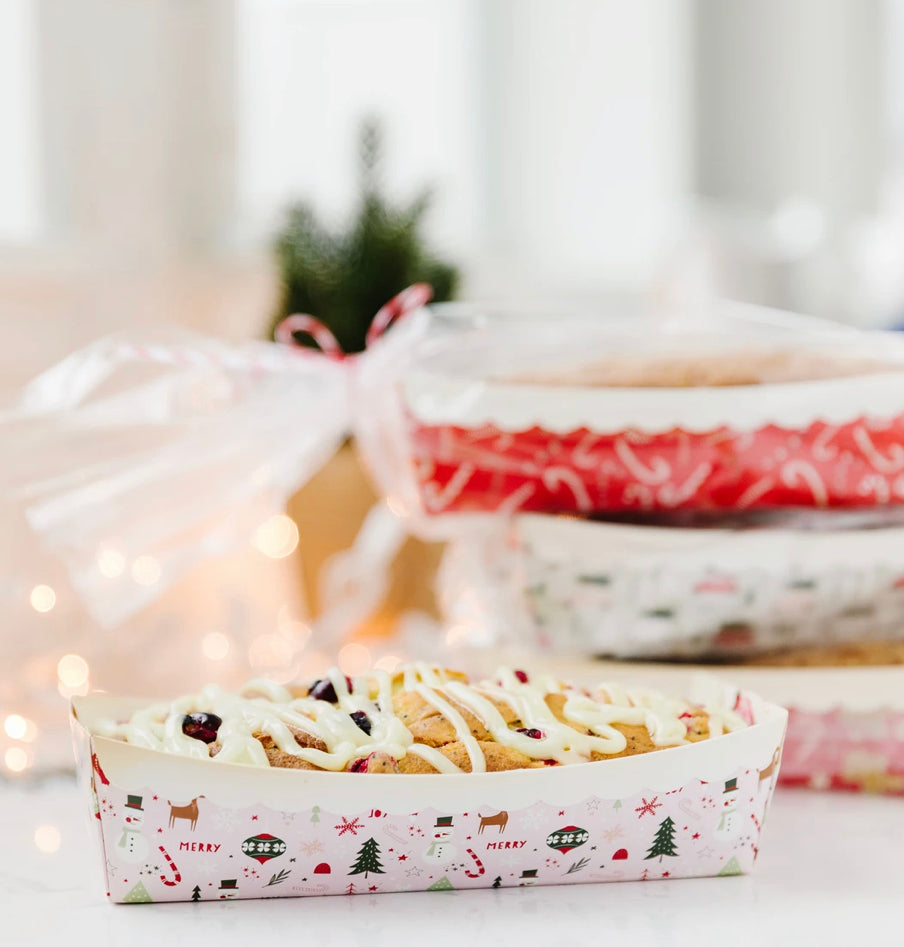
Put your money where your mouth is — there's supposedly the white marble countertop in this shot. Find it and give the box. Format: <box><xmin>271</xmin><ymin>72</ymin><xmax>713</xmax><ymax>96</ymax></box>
<box><xmin>4</xmin><ymin>778</ymin><xmax>901</xmax><ymax>946</ymax></box>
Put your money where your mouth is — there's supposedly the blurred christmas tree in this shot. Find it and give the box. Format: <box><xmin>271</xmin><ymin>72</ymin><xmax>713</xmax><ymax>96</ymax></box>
<box><xmin>270</xmin><ymin>120</ymin><xmax>459</xmax><ymax>353</ymax></box>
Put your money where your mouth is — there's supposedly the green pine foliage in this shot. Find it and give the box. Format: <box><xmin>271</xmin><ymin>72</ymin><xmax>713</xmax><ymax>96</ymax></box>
<box><xmin>270</xmin><ymin>120</ymin><xmax>459</xmax><ymax>354</ymax></box>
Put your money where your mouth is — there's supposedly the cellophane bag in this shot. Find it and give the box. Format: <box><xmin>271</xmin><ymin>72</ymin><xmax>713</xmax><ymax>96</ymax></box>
<box><xmin>0</xmin><ymin>328</ymin><xmax>350</xmax><ymax>771</ymax></box>
<box><xmin>437</xmin><ymin>508</ymin><xmax>904</xmax><ymax>660</ymax></box>
<box><xmin>354</xmin><ymin>300</ymin><xmax>904</xmax><ymax>526</ymax></box>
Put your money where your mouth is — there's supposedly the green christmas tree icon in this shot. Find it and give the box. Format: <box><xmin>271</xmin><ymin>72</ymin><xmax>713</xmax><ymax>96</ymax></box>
<box><xmin>427</xmin><ymin>876</ymin><xmax>454</xmax><ymax>891</ymax></box>
<box><xmin>348</xmin><ymin>837</ymin><xmax>386</xmax><ymax>878</ymax></box>
<box><xmin>123</xmin><ymin>881</ymin><xmax>152</xmax><ymax>903</ymax></box>
<box><xmin>719</xmin><ymin>856</ymin><xmax>743</xmax><ymax>877</ymax></box>
<box><xmin>644</xmin><ymin>816</ymin><xmax>679</xmax><ymax>862</ymax></box>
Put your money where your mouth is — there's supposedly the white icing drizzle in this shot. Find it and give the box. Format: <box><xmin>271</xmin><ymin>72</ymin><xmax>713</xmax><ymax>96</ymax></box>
<box><xmin>414</xmin><ymin>684</ymin><xmax>486</xmax><ymax>773</ymax></box>
<box><xmin>104</xmin><ymin>665</ymin><xmax>747</xmax><ymax>772</ymax></box>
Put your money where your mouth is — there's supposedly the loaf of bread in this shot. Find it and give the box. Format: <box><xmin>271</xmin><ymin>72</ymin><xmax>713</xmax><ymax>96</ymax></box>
<box><xmin>100</xmin><ymin>664</ymin><xmax>746</xmax><ymax>774</ymax></box>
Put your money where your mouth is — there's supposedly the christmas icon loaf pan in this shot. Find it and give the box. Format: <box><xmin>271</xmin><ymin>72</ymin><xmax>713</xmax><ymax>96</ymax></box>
<box><xmin>506</xmin><ymin>511</ymin><xmax>904</xmax><ymax>659</ymax></box>
<box><xmin>398</xmin><ymin>307</ymin><xmax>904</xmax><ymax>516</ymax></box>
<box><xmin>71</xmin><ymin>664</ymin><xmax>787</xmax><ymax>902</ymax></box>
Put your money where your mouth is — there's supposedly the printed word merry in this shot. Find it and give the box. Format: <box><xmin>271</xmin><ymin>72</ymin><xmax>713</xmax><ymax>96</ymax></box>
<box><xmin>179</xmin><ymin>841</ymin><xmax>221</xmax><ymax>853</ymax></box>
<box><xmin>485</xmin><ymin>841</ymin><xmax>526</xmax><ymax>850</ymax></box>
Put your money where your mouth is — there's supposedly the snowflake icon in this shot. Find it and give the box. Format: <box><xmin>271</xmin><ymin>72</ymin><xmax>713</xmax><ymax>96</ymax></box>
<box><xmin>299</xmin><ymin>839</ymin><xmax>324</xmax><ymax>857</ymax></box>
<box><xmin>634</xmin><ymin>796</ymin><xmax>663</xmax><ymax>819</ymax></box>
<box><xmin>335</xmin><ymin>816</ymin><xmax>364</xmax><ymax>837</ymax></box>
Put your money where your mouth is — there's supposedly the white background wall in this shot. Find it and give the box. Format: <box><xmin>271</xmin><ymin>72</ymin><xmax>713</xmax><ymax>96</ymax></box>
<box><xmin>1</xmin><ymin>0</ymin><xmax>903</xmax><ymax>359</ymax></box>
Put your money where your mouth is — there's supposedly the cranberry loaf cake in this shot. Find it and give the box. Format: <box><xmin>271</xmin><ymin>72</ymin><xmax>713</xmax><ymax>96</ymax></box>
<box><xmin>99</xmin><ymin>664</ymin><xmax>746</xmax><ymax>774</ymax></box>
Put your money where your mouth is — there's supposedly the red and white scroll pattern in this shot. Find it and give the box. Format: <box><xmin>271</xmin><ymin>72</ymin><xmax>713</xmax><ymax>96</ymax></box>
<box><xmin>407</xmin><ymin>415</ymin><xmax>904</xmax><ymax>514</ymax></box>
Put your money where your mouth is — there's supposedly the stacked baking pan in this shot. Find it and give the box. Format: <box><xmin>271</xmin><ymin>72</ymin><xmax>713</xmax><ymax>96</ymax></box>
<box><xmin>356</xmin><ymin>301</ymin><xmax>904</xmax><ymax>793</ymax></box>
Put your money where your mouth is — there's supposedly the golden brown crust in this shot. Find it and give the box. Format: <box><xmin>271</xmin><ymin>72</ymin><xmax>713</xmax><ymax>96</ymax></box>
<box><xmin>392</xmin><ymin>690</ymin><xmax>520</xmax><ymax>746</ymax></box>
<box><xmin>435</xmin><ymin>741</ymin><xmax>545</xmax><ymax>773</ymax></box>
<box><xmin>543</xmin><ymin>693</ymin><xmax>593</xmax><ymax>735</ymax></box>
<box><xmin>254</xmin><ymin>725</ymin><xmax>328</xmax><ymax>769</ymax></box>
<box><xmin>736</xmin><ymin>640</ymin><xmax>904</xmax><ymax>667</ymax></box>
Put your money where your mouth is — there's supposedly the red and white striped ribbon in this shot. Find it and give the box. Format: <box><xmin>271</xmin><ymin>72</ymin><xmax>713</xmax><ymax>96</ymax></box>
<box><xmin>365</xmin><ymin>282</ymin><xmax>433</xmax><ymax>349</ymax></box>
<box><xmin>276</xmin><ymin>282</ymin><xmax>433</xmax><ymax>360</ymax></box>
<box><xmin>273</xmin><ymin>314</ymin><xmax>346</xmax><ymax>360</ymax></box>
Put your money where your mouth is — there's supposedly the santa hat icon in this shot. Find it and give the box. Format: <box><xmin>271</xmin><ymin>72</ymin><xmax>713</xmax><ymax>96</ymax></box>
<box><xmin>124</xmin><ymin>795</ymin><xmax>144</xmax><ymax>810</ymax></box>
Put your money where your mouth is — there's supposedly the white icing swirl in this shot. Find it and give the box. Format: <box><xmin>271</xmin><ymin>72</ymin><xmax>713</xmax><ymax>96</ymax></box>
<box><xmin>103</xmin><ymin>665</ymin><xmax>746</xmax><ymax>772</ymax></box>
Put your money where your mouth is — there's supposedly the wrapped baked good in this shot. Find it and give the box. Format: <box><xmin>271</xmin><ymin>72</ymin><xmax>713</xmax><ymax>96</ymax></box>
<box><xmin>72</xmin><ymin>663</ymin><xmax>786</xmax><ymax>902</ymax></box>
<box><xmin>439</xmin><ymin>510</ymin><xmax>904</xmax><ymax>660</ymax></box>
<box><xmin>357</xmin><ymin>301</ymin><xmax>904</xmax><ymax>520</ymax></box>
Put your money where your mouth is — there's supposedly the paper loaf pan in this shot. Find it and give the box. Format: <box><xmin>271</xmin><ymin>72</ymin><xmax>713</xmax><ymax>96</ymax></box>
<box><xmin>71</xmin><ymin>689</ymin><xmax>787</xmax><ymax>903</ymax></box>
<box><xmin>399</xmin><ymin>309</ymin><xmax>904</xmax><ymax>516</ymax></box>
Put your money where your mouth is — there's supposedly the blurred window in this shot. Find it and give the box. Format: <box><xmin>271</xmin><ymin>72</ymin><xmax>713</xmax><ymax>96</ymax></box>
<box><xmin>0</xmin><ymin>0</ymin><xmax>42</xmax><ymax>243</ymax></box>
<box><xmin>234</xmin><ymin>0</ymin><xmax>480</xmax><ymax>254</ymax></box>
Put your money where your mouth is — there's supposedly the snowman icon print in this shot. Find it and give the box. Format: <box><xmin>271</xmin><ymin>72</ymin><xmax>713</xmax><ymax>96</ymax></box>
<box><xmin>116</xmin><ymin>795</ymin><xmax>151</xmax><ymax>863</ymax></box>
<box><xmin>423</xmin><ymin>816</ymin><xmax>456</xmax><ymax>863</ymax></box>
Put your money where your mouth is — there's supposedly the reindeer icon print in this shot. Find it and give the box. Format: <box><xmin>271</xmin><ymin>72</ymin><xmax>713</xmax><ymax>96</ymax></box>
<box><xmin>168</xmin><ymin>796</ymin><xmax>204</xmax><ymax>831</ymax></box>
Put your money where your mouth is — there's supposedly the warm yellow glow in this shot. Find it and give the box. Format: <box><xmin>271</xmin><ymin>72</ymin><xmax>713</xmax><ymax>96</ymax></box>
<box><xmin>248</xmin><ymin>635</ymin><xmax>294</xmax><ymax>669</ymax></box>
<box><xmin>201</xmin><ymin>632</ymin><xmax>231</xmax><ymax>661</ymax></box>
<box><xmin>338</xmin><ymin>643</ymin><xmax>372</xmax><ymax>676</ymax></box>
<box><xmin>4</xmin><ymin>747</ymin><xmax>29</xmax><ymax>772</ymax></box>
<box><xmin>97</xmin><ymin>545</ymin><xmax>126</xmax><ymax>578</ymax></box>
<box><xmin>30</xmin><ymin>584</ymin><xmax>56</xmax><ymax>613</ymax></box>
<box><xmin>3</xmin><ymin>714</ymin><xmax>28</xmax><ymax>740</ymax></box>
<box><xmin>252</xmin><ymin>514</ymin><xmax>299</xmax><ymax>559</ymax></box>
<box><xmin>373</xmin><ymin>654</ymin><xmax>403</xmax><ymax>673</ymax></box>
<box><xmin>57</xmin><ymin>653</ymin><xmax>89</xmax><ymax>688</ymax></box>
<box><xmin>131</xmin><ymin>555</ymin><xmax>162</xmax><ymax>586</ymax></box>
<box><xmin>34</xmin><ymin>825</ymin><xmax>61</xmax><ymax>854</ymax></box>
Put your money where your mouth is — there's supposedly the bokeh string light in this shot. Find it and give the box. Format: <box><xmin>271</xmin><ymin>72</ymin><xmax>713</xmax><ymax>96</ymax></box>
<box><xmin>96</xmin><ymin>545</ymin><xmax>126</xmax><ymax>579</ymax></box>
<box><xmin>4</xmin><ymin>747</ymin><xmax>29</xmax><ymax>772</ymax></box>
<box><xmin>29</xmin><ymin>584</ymin><xmax>56</xmax><ymax>613</ymax></box>
<box><xmin>201</xmin><ymin>632</ymin><xmax>231</xmax><ymax>661</ymax></box>
<box><xmin>252</xmin><ymin>514</ymin><xmax>299</xmax><ymax>559</ymax></box>
<box><xmin>33</xmin><ymin>825</ymin><xmax>61</xmax><ymax>854</ymax></box>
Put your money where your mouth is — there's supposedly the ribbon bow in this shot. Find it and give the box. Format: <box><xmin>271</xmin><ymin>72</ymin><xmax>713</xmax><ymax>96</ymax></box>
<box><xmin>274</xmin><ymin>283</ymin><xmax>434</xmax><ymax>359</ymax></box>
